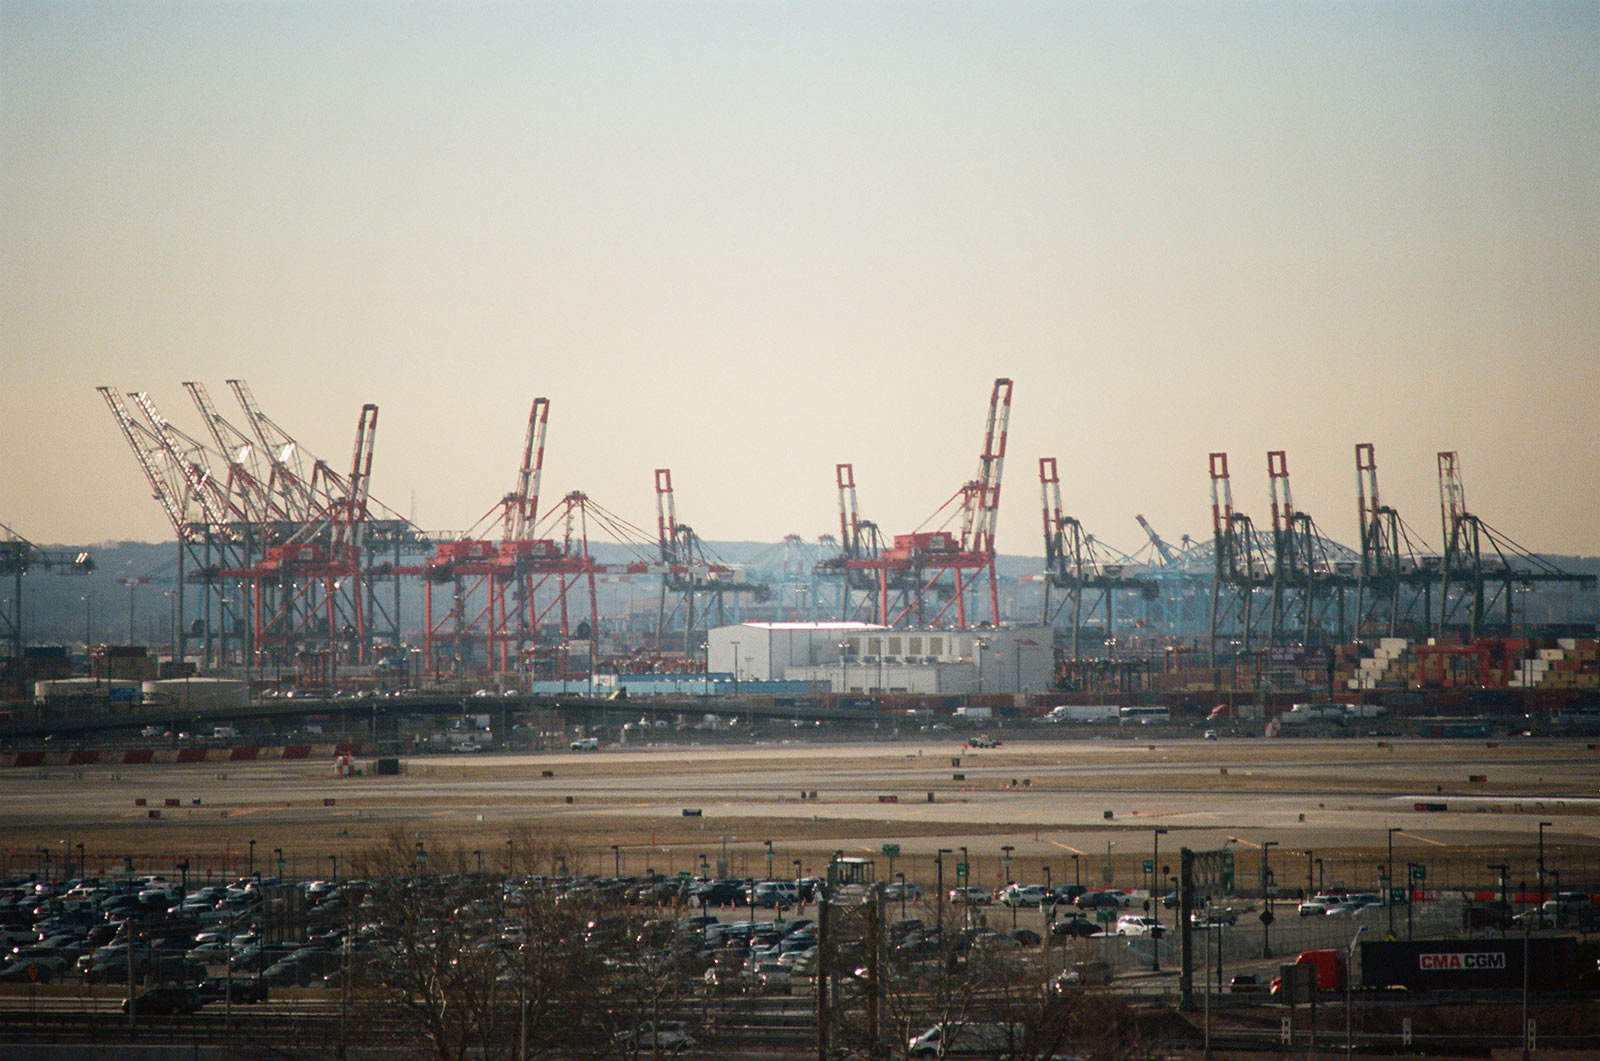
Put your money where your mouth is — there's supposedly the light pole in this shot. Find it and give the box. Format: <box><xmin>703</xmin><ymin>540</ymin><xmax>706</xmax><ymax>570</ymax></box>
<box><xmin>960</xmin><ymin>845</ymin><xmax>970</xmax><ymax>926</ymax></box>
<box><xmin>1387</xmin><ymin>827</ymin><xmax>1401</xmax><ymax>937</ymax></box>
<box><xmin>793</xmin><ymin>859</ymin><xmax>804</xmax><ymax>913</ymax></box>
<box><xmin>1315</xmin><ymin>857</ymin><xmax>1324</xmax><ymax>895</ymax></box>
<box><xmin>1001</xmin><ymin>845</ymin><xmax>1016</xmax><ymax>928</ymax></box>
<box><xmin>974</xmin><ymin>638</ymin><xmax>988</xmax><ymax>694</ymax></box>
<box><xmin>1072</xmin><ymin>853</ymin><xmax>1081</xmax><ymax>888</ymax></box>
<box><xmin>274</xmin><ymin>847</ymin><xmax>284</xmax><ymax>881</ymax></box>
<box><xmin>248</xmin><ymin>839</ymin><xmax>256</xmax><ymax>879</ymax></box>
<box><xmin>730</xmin><ymin>640</ymin><xmax>740</xmax><ymax>697</ymax></box>
<box><xmin>763</xmin><ymin>839</ymin><xmax>774</xmax><ymax>883</ymax></box>
<box><xmin>1537</xmin><ymin>820</ymin><xmax>1552</xmax><ymax>913</ymax></box>
<box><xmin>611</xmin><ymin>844</ymin><xmax>621</xmax><ymax>877</ymax></box>
<box><xmin>1261</xmin><ymin>840</ymin><xmax>1278</xmax><ymax>958</ymax></box>
<box><xmin>936</xmin><ymin>848</ymin><xmax>952</xmax><ymax>930</ymax></box>
<box><xmin>837</xmin><ymin>640</ymin><xmax>849</xmax><ymax>694</ymax></box>
<box><xmin>329</xmin><ymin>854</ymin><xmax>338</xmax><ymax>882</ymax></box>
<box><xmin>1153</xmin><ymin>828</ymin><xmax>1168</xmax><ymax>971</ymax></box>
<box><xmin>475</xmin><ymin>849</ymin><xmax>484</xmax><ymax>876</ymax></box>
<box><xmin>897</xmin><ymin>871</ymin><xmax>907</xmax><ymax>920</ymax></box>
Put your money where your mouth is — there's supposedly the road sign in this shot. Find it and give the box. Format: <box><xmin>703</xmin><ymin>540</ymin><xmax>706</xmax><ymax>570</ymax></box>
<box><xmin>1142</xmin><ymin>859</ymin><xmax>1154</xmax><ymax>875</ymax></box>
<box><xmin>1390</xmin><ymin>886</ymin><xmax>1408</xmax><ymax>905</ymax></box>
<box><xmin>677</xmin><ymin>871</ymin><xmax>691</xmax><ymax>884</ymax></box>
<box><xmin>882</xmin><ymin>844</ymin><xmax>901</xmax><ymax>858</ymax></box>
<box><xmin>1096</xmin><ymin>906</ymin><xmax>1116</xmax><ymax>924</ymax></box>
<box><xmin>1410</xmin><ymin>863</ymin><xmax>1426</xmax><ymax>882</ymax></box>
<box><xmin>1220</xmin><ymin>851</ymin><xmax>1235</xmax><ymax>895</ymax></box>
<box><xmin>956</xmin><ymin>862</ymin><xmax>968</xmax><ymax>879</ymax></box>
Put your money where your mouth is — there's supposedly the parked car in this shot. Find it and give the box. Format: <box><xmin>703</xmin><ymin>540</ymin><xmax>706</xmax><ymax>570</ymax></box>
<box><xmin>1075</xmin><ymin>890</ymin><xmax>1126</xmax><ymax>910</ymax></box>
<box><xmin>1229</xmin><ymin>973</ymin><xmax>1266</xmax><ymax>993</ymax></box>
<box><xmin>1464</xmin><ymin>901</ymin><xmax>1514</xmax><ymax>930</ymax></box>
<box><xmin>197</xmin><ymin>975</ymin><xmax>267</xmax><ymax>1003</ymax></box>
<box><xmin>124</xmin><ymin>985</ymin><xmax>204</xmax><ymax>1016</ymax></box>
<box><xmin>1000</xmin><ymin>884</ymin><xmax>1051</xmax><ymax>908</ymax></box>
<box><xmin>1114</xmin><ymin>915</ymin><xmax>1165</xmax><ymax>938</ymax></box>
<box><xmin>1050</xmin><ymin>917</ymin><xmax>1102</xmax><ymax>939</ymax></box>
<box><xmin>948</xmin><ymin>887</ymin><xmax>991</xmax><ymax>905</ymax></box>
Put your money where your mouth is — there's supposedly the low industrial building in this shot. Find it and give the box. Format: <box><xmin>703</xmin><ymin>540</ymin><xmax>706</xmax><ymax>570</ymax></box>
<box><xmin>708</xmin><ymin>622</ymin><xmax>1054</xmax><ymax>695</ymax></box>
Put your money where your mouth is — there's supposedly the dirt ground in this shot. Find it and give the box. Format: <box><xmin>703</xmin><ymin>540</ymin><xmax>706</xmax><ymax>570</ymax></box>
<box><xmin>1</xmin><ymin>735</ymin><xmax>1595</xmax><ymax>892</ymax></box>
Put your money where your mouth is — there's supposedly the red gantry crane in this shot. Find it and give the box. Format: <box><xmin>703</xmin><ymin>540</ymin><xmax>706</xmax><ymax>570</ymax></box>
<box><xmin>841</xmin><ymin>377</ymin><xmax>1012</xmax><ymax>629</ymax></box>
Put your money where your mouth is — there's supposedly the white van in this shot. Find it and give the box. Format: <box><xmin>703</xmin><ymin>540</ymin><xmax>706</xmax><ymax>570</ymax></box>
<box><xmin>570</xmin><ymin>737</ymin><xmax>600</xmax><ymax>751</ymax></box>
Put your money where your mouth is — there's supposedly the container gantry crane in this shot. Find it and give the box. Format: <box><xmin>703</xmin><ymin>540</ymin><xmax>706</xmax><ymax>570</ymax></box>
<box><xmin>0</xmin><ymin>523</ymin><xmax>93</xmax><ymax>658</ymax></box>
<box><xmin>1204</xmin><ymin>452</ymin><xmax>1274</xmax><ymax>663</ymax></box>
<box><xmin>653</xmin><ymin>469</ymin><xmax>768</xmax><ymax>655</ymax></box>
<box><xmin>1039</xmin><ymin>457</ymin><xmax>1159</xmax><ymax>660</ymax></box>
<box><xmin>1352</xmin><ymin>442</ymin><xmax>1441</xmax><ymax>640</ymax></box>
<box><xmin>1435</xmin><ymin>451</ymin><xmax>1595</xmax><ymax>639</ymax></box>
<box><xmin>813</xmin><ymin>462</ymin><xmax>900</xmax><ymax>622</ymax></box>
<box><xmin>842</xmin><ymin>377</ymin><xmax>1012</xmax><ymax>629</ymax></box>
<box><xmin>402</xmin><ymin>399</ymin><xmax>583</xmax><ymax>682</ymax></box>
<box><xmin>1264</xmin><ymin>450</ymin><xmax>1361</xmax><ymax>648</ymax></box>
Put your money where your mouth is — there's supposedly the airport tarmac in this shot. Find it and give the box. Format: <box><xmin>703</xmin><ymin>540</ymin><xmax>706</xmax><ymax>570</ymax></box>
<box><xmin>1</xmin><ymin>736</ymin><xmax>1595</xmax><ymax>892</ymax></box>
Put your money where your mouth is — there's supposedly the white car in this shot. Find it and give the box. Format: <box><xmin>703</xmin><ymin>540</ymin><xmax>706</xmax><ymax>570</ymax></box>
<box><xmin>570</xmin><ymin>737</ymin><xmax>599</xmax><ymax>751</ymax></box>
<box><xmin>1114</xmin><ymin>915</ymin><xmax>1166</xmax><ymax>937</ymax></box>
<box><xmin>999</xmin><ymin>884</ymin><xmax>1051</xmax><ymax>908</ymax></box>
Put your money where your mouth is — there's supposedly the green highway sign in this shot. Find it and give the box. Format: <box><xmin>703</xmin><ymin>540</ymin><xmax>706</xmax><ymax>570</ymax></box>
<box><xmin>882</xmin><ymin>844</ymin><xmax>901</xmax><ymax>858</ymax></box>
<box><xmin>956</xmin><ymin>862</ymin><xmax>969</xmax><ymax>879</ymax></box>
<box><xmin>1142</xmin><ymin>859</ymin><xmax>1155</xmax><ymax>875</ymax></box>
<box><xmin>1410</xmin><ymin>863</ymin><xmax>1426</xmax><ymax>882</ymax></box>
<box><xmin>1096</xmin><ymin>906</ymin><xmax>1116</xmax><ymax>923</ymax></box>
<box><xmin>1221</xmin><ymin>851</ymin><xmax>1235</xmax><ymax>895</ymax></box>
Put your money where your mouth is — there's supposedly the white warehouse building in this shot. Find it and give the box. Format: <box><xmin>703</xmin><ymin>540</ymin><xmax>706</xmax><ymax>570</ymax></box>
<box><xmin>708</xmin><ymin>622</ymin><xmax>1055</xmax><ymax>695</ymax></box>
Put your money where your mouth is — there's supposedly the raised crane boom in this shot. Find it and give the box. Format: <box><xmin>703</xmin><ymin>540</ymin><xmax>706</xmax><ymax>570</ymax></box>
<box><xmin>506</xmin><ymin>398</ymin><xmax>550</xmax><ymax>542</ymax></box>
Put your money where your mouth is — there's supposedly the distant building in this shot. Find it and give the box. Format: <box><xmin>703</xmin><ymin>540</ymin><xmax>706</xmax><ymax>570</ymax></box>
<box><xmin>709</xmin><ymin>621</ymin><xmax>1054</xmax><ymax>695</ymax></box>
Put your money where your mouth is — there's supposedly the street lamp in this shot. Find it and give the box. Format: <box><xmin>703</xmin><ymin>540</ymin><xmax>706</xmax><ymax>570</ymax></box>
<box><xmin>896</xmin><ymin>871</ymin><xmax>907</xmax><ymax>920</ymax></box>
<box><xmin>1072</xmin><ymin>853</ymin><xmax>1081</xmax><ymax>888</ymax></box>
<box><xmin>1387</xmin><ymin>827</ymin><xmax>1401</xmax><ymax>937</ymax></box>
<box><xmin>1261</xmin><ymin>841</ymin><xmax>1279</xmax><ymax>958</ymax></box>
<box><xmin>475</xmin><ymin>849</ymin><xmax>484</xmax><ymax>876</ymax></box>
<box><xmin>248</xmin><ymin>840</ymin><xmax>256</xmax><ymax>879</ymax></box>
<box><xmin>763</xmin><ymin>839</ymin><xmax>774</xmax><ymax>883</ymax></box>
<box><xmin>611</xmin><ymin>844</ymin><xmax>621</xmax><ymax>877</ymax></box>
<box><xmin>1152</xmin><ymin>828</ymin><xmax>1169</xmax><ymax>971</ymax></box>
<box><xmin>1303</xmin><ymin>850</ymin><xmax>1314</xmax><ymax>901</ymax></box>
<box><xmin>974</xmin><ymin>638</ymin><xmax>988</xmax><ymax>694</ymax></box>
<box><xmin>329</xmin><ymin>854</ymin><xmax>338</xmax><ymax>882</ymax></box>
<box><xmin>1315</xmin><ymin>857</ymin><xmax>1324</xmax><ymax>895</ymax></box>
<box><xmin>730</xmin><ymin>640</ymin><xmax>740</xmax><ymax>697</ymax></box>
<box><xmin>936</xmin><ymin>848</ymin><xmax>953</xmax><ymax>929</ymax></box>
<box><xmin>274</xmin><ymin>847</ymin><xmax>285</xmax><ymax>880</ymax></box>
<box><xmin>1537</xmin><ymin>820</ymin><xmax>1552</xmax><ymax>912</ymax></box>
<box><xmin>793</xmin><ymin>859</ymin><xmax>804</xmax><ymax>913</ymax></box>
<box><xmin>1001</xmin><ymin>845</ymin><xmax>1016</xmax><ymax>928</ymax></box>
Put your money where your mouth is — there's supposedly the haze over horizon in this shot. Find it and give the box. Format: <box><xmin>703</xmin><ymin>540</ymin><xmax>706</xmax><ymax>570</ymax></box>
<box><xmin>5</xmin><ymin>2</ymin><xmax>1597</xmax><ymax>558</ymax></box>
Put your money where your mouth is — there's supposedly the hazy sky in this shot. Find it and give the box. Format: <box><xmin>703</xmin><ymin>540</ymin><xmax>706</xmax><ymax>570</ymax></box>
<box><xmin>4</xmin><ymin>1</ymin><xmax>1597</xmax><ymax>561</ymax></box>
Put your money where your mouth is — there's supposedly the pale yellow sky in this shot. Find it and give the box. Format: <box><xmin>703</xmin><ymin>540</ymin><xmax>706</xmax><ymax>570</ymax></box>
<box><xmin>3</xmin><ymin>1</ymin><xmax>1597</xmax><ymax>557</ymax></box>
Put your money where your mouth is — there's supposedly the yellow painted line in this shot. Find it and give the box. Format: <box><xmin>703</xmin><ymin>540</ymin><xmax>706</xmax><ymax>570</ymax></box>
<box><xmin>1227</xmin><ymin>837</ymin><xmax>1261</xmax><ymax>849</ymax></box>
<box><xmin>1396</xmin><ymin>830</ymin><xmax>1449</xmax><ymax>848</ymax></box>
<box><xmin>1047</xmin><ymin>841</ymin><xmax>1087</xmax><ymax>855</ymax></box>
